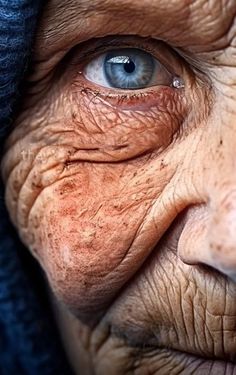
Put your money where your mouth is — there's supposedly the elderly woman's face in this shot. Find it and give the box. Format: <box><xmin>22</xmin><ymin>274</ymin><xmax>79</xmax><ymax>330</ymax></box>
<box><xmin>2</xmin><ymin>0</ymin><xmax>236</xmax><ymax>373</ymax></box>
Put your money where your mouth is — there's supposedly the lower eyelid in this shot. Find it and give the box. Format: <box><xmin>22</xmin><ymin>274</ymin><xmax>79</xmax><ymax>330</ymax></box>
<box><xmin>70</xmin><ymin>79</ymin><xmax>187</xmax><ymax>138</ymax></box>
<box><xmin>73</xmin><ymin>70</ymin><xmax>185</xmax><ymax>112</ymax></box>
<box><xmin>62</xmin><ymin>84</ymin><xmax>187</xmax><ymax>164</ymax></box>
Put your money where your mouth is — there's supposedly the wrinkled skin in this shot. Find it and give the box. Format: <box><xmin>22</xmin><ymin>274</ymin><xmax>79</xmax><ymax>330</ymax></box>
<box><xmin>2</xmin><ymin>0</ymin><xmax>236</xmax><ymax>373</ymax></box>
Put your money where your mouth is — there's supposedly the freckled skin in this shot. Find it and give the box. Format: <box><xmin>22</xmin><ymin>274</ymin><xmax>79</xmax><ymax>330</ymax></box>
<box><xmin>2</xmin><ymin>0</ymin><xmax>236</xmax><ymax>373</ymax></box>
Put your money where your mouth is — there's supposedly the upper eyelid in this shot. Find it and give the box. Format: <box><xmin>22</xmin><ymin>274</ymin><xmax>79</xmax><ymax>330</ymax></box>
<box><xmin>66</xmin><ymin>36</ymin><xmax>185</xmax><ymax>78</ymax></box>
<box><xmin>32</xmin><ymin>35</ymin><xmax>187</xmax><ymax>85</ymax></box>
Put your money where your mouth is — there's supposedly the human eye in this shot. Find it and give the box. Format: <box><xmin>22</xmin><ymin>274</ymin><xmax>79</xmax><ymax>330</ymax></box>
<box><xmin>75</xmin><ymin>37</ymin><xmax>187</xmax><ymax>98</ymax></box>
<box><xmin>84</xmin><ymin>48</ymin><xmax>176</xmax><ymax>90</ymax></box>
<box><xmin>65</xmin><ymin>36</ymin><xmax>187</xmax><ymax>99</ymax></box>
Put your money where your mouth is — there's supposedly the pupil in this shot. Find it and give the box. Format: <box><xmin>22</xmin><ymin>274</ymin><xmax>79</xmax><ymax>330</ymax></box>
<box><xmin>124</xmin><ymin>59</ymin><xmax>135</xmax><ymax>74</ymax></box>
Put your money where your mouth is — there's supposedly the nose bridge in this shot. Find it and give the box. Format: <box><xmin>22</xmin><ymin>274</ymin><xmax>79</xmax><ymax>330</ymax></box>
<box><xmin>202</xmin><ymin>110</ymin><xmax>236</xmax><ymax>278</ymax></box>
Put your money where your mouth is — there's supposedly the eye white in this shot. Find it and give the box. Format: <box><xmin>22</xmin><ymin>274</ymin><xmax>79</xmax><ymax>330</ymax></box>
<box><xmin>84</xmin><ymin>53</ymin><xmax>108</xmax><ymax>87</ymax></box>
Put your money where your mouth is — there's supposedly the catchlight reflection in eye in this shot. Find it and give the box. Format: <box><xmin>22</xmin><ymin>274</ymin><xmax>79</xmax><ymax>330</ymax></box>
<box><xmin>84</xmin><ymin>48</ymin><xmax>184</xmax><ymax>90</ymax></box>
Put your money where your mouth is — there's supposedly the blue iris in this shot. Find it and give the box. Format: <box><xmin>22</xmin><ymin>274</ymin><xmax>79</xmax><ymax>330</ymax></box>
<box><xmin>104</xmin><ymin>49</ymin><xmax>155</xmax><ymax>89</ymax></box>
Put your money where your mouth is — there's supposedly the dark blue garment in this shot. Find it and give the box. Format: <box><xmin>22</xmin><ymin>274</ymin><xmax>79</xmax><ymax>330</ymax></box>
<box><xmin>0</xmin><ymin>0</ymin><xmax>39</xmax><ymax>139</ymax></box>
<box><xmin>0</xmin><ymin>1</ymin><xmax>73</xmax><ymax>374</ymax></box>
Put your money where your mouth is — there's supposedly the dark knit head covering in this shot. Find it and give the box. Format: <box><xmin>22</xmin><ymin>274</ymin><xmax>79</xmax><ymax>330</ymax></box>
<box><xmin>0</xmin><ymin>1</ymin><xmax>72</xmax><ymax>373</ymax></box>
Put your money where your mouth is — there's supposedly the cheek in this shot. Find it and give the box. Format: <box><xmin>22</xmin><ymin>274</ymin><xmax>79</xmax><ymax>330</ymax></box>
<box><xmin>19</xmin><ymin>161</ymin><xmax>172</xmax><ymax>316</ymax></box>
<box><xmin>2</xmin><ymin>126</ymin><xmax>205</xmax><ymax>319</ymax></box>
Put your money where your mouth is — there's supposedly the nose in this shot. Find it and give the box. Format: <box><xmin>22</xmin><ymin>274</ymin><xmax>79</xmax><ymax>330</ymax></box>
<box><xmin>178</xmin><ymin>111</ymin><xmax>236</xmax><ymax>281</ymax></box>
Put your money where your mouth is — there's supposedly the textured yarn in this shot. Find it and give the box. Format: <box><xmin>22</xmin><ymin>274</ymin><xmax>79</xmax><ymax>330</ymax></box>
<box><xmin>0</xmin><ymin>0</ymin><xmax>38</xmax><ymax>138</ymax></box>
<box><xmin>0</xmin><ymin>1</ymin><xmax>73</xmax><ymax>374</ymax></box>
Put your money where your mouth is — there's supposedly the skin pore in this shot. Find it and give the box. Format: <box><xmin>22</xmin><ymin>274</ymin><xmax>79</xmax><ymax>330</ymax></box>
<box><xmin>1</xmin><ymin>0</ymin><xmax>236</xmax><ymax>373</ymax></box>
